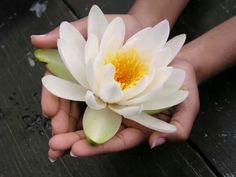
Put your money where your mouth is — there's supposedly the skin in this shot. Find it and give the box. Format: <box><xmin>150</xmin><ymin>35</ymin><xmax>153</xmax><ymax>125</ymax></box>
<box><xmin>31</xmin><ymin>0</ymin><xmax>203</xmax><ymax>160</ymax></box>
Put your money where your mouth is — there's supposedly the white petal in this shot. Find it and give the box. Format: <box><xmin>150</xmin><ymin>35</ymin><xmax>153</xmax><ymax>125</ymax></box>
<box><xmin>121</xmin><ymin>28</ymin><xmax>154</xmax><ymax>60</ymax></box>
<box><xmin>88</xmin><ymin>5</ymin><xmax>108</xmax><ymax>42</ymax></box>
<box><xmin>152</xmin><ymin>19</ymin><xmax>170</xmax><ymax>50</ymax></box>
<box><xmin>57</xmin><ymin>39</ymin><xmax>89</xmax><ymax>88</ymax></box>
<box><xmin>99</xmin><ymin>64</ymin><xmax>123</xmax><ymax>103</ymax></box>
<box><xmin>83</xmin><ymin>107</ymin><xmax>122</xmax><ymax>144</ymax></box>
<box><xmin>85</xmin><ymin>34</ymin><xmax>99</xmax><ymax>64</ymax></box>
<box><xmin>164</xmin><ymin>68</ymin><xmax>185</xmax><ymax>90</ymax></box>
<box><xmin>42</xmin><ymin>75</ymin><xmax>87</xmax><ymax>101</ymax></box>
<box><xmin>126</xmin><ymin>112</ymin><xmax>176</xmax><ymax>133</ymax></box>
<box><xmin>143</xmin><ymin>90</ymin><xmax>189</xmax><ymax>110</ymax></box>
<box><xmin>86</xmin><ymin>57</ymin><xmax>98</xmax><ymax>93</ymax></box>
<box><xmin>121</xmin><ymin>66</ymin><xmax>155</xmax><ymax>101</ymax></box>
<box><xmin>165</xmin><ymin>34</ymin><xmax>186</xmax><ymax>61</ymax></box>
<box><xmin>109</xmin><ymin>104</ymin><xmax>142</xmax><ymax>117</ymax></box>
<box><xmin>100</xmin><ymin>17</ymin><xmax>125</xmax><ymax>54</ymax></box>
<box><xmin>85</xmin><ymin>90</ymin><xmax>106</xmax><ymax>110</ymax></box>
<box><xmin>59</xmin><ymin>21</ymin><xmax>85</xmax><ymax>49</ymax></box>
<box><xmin>121</xmin><ymin>20</ymin><xmax>169</xmax><ymax>61</ymax></box>
<box><xmin>153</xmin><ymin>47</ymin><xmax>172</xmax><ymax>67</ymax></box>
<box><xmin>120</xmin><ymin>67</ymin><xmax>172</xmax><ymax>105</ymax></box>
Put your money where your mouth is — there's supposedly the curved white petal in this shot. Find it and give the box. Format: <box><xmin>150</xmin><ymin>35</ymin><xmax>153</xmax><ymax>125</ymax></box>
<box><xmin>85</xmin><ymin>90</ymin><xmax>106</xmax><ymax>110</ymax></box>
<box><xmin>164</xmin><ymin>68</ymin><xmax>185</xmax><ymax>90</ymax></box>
<box><xmin>152</xmin><ymin>19</ymin><xmax>170</xmax><ymax>50</ymax></box>
<box><xmin>99</xmin><ymin>64</ymin><xmax>123</xmax><ymax>103</ymax></box>
<box><xmin>88</xmin><ymin>5</ymin><xmax>108</xmax><ymax>42</ymax></box>
<box><xmin>59</xmin><ymin>21</ymin><xmax>85</xmax><ymax>49</ymax></box>
<box><xmin>121</xmin><ymin>66</ymin><xmax>155</xmax><ymax>101</ymax></box>
<box><xmin>109</xmin><ymin>104</ymin><xmax>142</xmax><ymax>117</ymax></box>
<box><xmin>100</xmin><ymin>17</ymin><xmax>125</xmax><ymax>54</ymax></box>
<box><xmin>165</xmin><ymin>34</ymin><xmax>186</xmax><ymax>61</ymax></box>
<box><xmin>83</xmin><ymin>107</ymin><xmax>122</xmax><ymax>144</ymax></box>
<box><xmin>143</xmin><ymin>90</ymin><xmax>189</xmax><ymax>110</ymax></box>
<box><xmin>126</xmin><ymin>112</ymin><xmax>176</xmax><ymax>133</ymax></box>
<box><xmin>57</xmin><ymin>39</ymin><xmax>89</xmax><ymax>88</ymax></box>
<box><xmin>85</xmin><ymin>34</ymin><xmax>99</xmax><ymax>64</ymax></box>
<box><xmin>42</xmin><ymin>75</ymin><xmax>87</xmax><ymax>101</ymax></box>
<box><xmin>121</xmin><ymin>28</ymin><xmax>154</xmax><ymax>60</ymax></box>
<box><xmin>120</xmin><ymin>67</ymin><xmax>173</xmax><ymax>105</ymax></box>
<box><xmin>153</xmin><ymin>47</ymin><xmax>172</xmax><ymax>67</ymax></box>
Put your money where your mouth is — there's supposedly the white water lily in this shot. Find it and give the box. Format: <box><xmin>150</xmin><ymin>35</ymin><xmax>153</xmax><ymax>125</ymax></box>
<box><xmin>38</xmin><ymin>5</ymin><xmax>188</xmax><ymax>144</ymax></box>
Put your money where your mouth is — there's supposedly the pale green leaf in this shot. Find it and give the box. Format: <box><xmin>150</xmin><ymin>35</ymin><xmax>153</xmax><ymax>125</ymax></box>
<box><xmin>83</xmin><ymin>107</ymin><xmax>122</xmax><ymax>144</ymax></box>
<box><xmin>34</xmin><ymin>49</ymin><xmax>76</xmax><ymax>82</ymax></box>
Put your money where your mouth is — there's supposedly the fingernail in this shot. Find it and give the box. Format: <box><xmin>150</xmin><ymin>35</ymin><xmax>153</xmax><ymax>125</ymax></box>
<box><xmin>151</xmin><ymin>138</ymin><xmax>166</xmax><ymax>149</ymax></box>
<box><xmin>31</xmin><ymin>34</ymin><xmax>46</xmax><ymax>38</ymax></box>
<box><xmin>70</xmin><ymin>151</ymin><xmax>77</xmax><ymax>157</ymax></box>
<box><xmin>48</xmin><ymin>157</ymin><xmax>56</xmax><ymax>163</ymax></box>
<box><xmin>42</xmin><ymin>113</ymin><xmax>48</xmax><ymax>118</ymax></box>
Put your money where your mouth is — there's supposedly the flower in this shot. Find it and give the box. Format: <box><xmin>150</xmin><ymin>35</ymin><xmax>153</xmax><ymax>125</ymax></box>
<box><xmin>37</xmin><ymin>5</ymin><xmax>188</xmax><ymax>144</ymax></box>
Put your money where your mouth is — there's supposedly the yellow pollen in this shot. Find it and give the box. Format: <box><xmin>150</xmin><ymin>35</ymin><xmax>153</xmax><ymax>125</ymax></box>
<box><xmin>104</xmin><ymin>49</ymin><xmax>148</xmax><ymax>90</ymax></box>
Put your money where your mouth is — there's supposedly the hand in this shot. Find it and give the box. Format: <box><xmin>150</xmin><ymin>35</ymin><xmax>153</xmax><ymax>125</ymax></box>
<box><xmin>31</xmin><ymin>14</ymin><xmax>144</xmax><ymax>161</ymax></box>
<box><xmin>149</xmin><ymin>59</ymin><xmax>200</xmax><ymax>148</ymax></box>
<box><xmin>43</xmin><ymin>60</ymin><xmax>199</xmax><ymax>158</ymax></box>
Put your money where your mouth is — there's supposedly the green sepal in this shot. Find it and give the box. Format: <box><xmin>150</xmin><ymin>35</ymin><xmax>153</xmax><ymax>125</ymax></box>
<box><xmin>34</xmin><ymin>49</ymin><xmax>76</xmax><ymax>82</ymax></box>
<box><xmin>144</xmin><ymin>108</ymin><xmax>169</xmax><ymax>115</ymax></box>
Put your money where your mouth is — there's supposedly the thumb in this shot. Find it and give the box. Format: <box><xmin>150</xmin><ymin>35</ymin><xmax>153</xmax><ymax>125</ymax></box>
<box><xmin>31</xmin><ymin>17</ymin><xmax>88</xmax><ymax>48</ymax></box>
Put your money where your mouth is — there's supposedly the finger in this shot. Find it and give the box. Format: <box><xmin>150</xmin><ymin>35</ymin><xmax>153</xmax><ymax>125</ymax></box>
<box><xmin>48</xmin><ymin>148</ymin><xmax>64</xmax><ymax>162</ymax></box>
<box><xmin>49</xmin><ymin>131</ymin><xmax>85</xmax><ymax>151</ymax></box>
<box><xmin>41</xmin><ymin>86</ymin><xmax>59</xmax><ymax>118</ymax></box>
<box><xmin>51</xmin><ymin>99</ymin><xmax>70</xmax><ymax>134</ymax></box>
<box><xmin>70</xmin><ymin>128</ymin><xmax>147</xmax><ymax>157</ymax></box>
<box><xmin>31</xmin><ymin>18</ymin><xmax>87</xmax><ymax>48</ymax></box>
<box><xmin>68</xmin><ymin>102</ymin><xmax>80</xmax><ymax>131</ymax></box>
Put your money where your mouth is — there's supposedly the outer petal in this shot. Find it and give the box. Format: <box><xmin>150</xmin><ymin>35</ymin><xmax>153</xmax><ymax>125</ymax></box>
<box><xmin>109</xmin><ymin>104</ymin><xmax>142</xmax><ymax>117</ymax></box>
<box><xmin>88</xmin><ymin>5</ymin><xmax>108</xmax><ymax>41</ymax></box>
<box><xmin>99</xmin><ymin>64</ymin><xmax>123</xmax><ymax>103</ymax></box>
<box><xmin>165</xmin><ymin>34</ymin><xmax>186</xmax><ymax>62</ymax></box>
<box><xmin>85</xmin><ymin>90</ymin><xmax>106</xmax><ymax>110</ymax></box>
<box><xmin>83</xmin><ymin>107</ymin><xmax>122</xmax><ymax>144</ymax></box>
<box><xmin>57</xmin><ymin>39</ymin><xmax>89</xmax><ymax>88</ymax></box>
<box><xmin>142</xmin><ymin>90</ymin><xmax>189</xmax><ymax>110</ymax></box>
<box><xmin>59</xmin><ymin>21</ymin><xmax>85</xmax><ymax>49</ymax></box>
<box><xmin>164</xmin><ymin>68</ymin><xmax>185</xmax><ymax>90</ymax></box>
<box><xmin>100</xmin><ymin>17</ymin><xmax>125</xmax><ymax>54</ymax></box>
<box><xmin>119</xmin><ymin>67</ymin><xmax>172</xmax><ymax>105</ymax></box>
<box><xmin>126</xmin><ymin>112</ymin><xmax>176</xmax><ymax>133</ymax></box>
<box><xmin>153</xmin><ymin>47</ymin><xmax>172</xmax><ymax>67</ymax></box>
<box><xmin>42</xmin><ymin>75</ymin><xmax>87</xmax><ymax>101</ymax></box>
<box><xmin>152</xmin><ymin>19</ymin><xmax>170</xmax><ymax>50</ymax></box>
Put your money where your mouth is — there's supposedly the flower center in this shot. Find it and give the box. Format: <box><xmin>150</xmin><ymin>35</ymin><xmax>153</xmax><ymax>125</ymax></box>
<box><xmin>104</xmin><ymin>49</ymin><xmax>148</xmax><ymax>90</ymax></box>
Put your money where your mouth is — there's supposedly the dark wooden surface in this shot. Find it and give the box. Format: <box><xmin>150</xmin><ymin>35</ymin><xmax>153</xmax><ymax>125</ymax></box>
<box><xmin>0</xmin><ymin>0</ymin><xmax>235</xmax><ymax>177</ymax></box>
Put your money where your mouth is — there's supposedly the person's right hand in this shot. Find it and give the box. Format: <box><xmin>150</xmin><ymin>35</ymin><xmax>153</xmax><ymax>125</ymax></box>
<box><xmin>31</xmin><ymin>14</ymin><xmax>145</xmax><ymax>161</ymax></box>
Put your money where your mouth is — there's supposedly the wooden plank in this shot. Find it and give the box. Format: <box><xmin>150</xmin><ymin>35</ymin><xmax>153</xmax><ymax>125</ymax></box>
<box><xmin>190</xmin><ymin>67</ymin><xmax>236</xmax><ymax>177</ymax></box>
<box><xmin>0</xmin><ymin>0</ymin><xmax>218</xmax><ymax>177</ymax></box>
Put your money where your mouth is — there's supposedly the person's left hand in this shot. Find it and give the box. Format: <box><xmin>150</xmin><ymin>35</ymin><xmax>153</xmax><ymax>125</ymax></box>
<box><xmin>47</xmin><ymin>59</ymin><xmax>199</xmax><ymax>157</ymax></box>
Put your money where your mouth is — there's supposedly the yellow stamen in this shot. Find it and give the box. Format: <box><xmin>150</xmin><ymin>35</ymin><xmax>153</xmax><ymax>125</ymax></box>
<box><xmin>104</xmin><ymin>49</ymin><xmax>148</xmax><ymax>90</ymax></box>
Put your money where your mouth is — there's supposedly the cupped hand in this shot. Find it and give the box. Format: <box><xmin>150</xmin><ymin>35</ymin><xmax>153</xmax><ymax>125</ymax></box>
<box><xmin>31</xmin><ymin>14</ymin><xmax>144</xmax><ymax>161</ymax></box>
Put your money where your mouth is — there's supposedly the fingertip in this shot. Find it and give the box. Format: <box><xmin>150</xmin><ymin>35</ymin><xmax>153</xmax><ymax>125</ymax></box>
<box><xmin>48</xmin><ymin>148</ymin><xmax>64</xmax><ymax>161</ymax></box>
<box><xmin>31</xmin><ymin>33</ymin><xmax>58</xmax><ymax>48</ymax></box>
